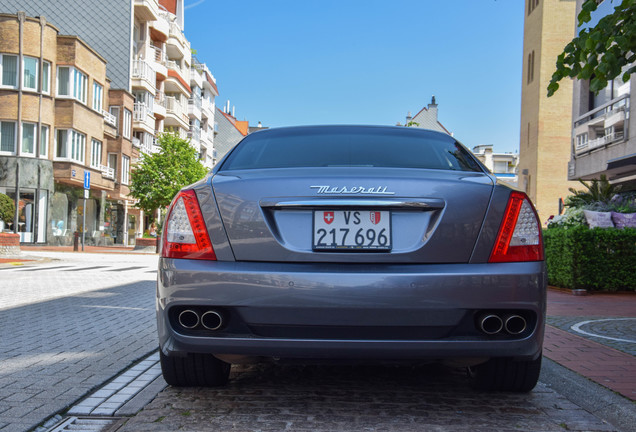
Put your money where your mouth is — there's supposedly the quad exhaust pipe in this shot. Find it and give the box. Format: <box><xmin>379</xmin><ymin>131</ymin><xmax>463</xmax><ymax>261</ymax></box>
<box><xmin>178</xmin><ymin>309</ymin><xmax>224</xmax><ymax>331</ymax></box>
<box><xmin>477</xmin><ymin>313</ymin><xmax>527</xmax><ymax>335</ymax></box>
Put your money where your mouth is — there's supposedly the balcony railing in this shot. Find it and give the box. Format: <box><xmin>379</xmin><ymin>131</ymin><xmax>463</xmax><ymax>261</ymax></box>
<box><xmin>575</xmin><ymin>131</ymin><xmax>625</xmax><ymax>154</ymax></box>
<box><xmin>132</xmin><ymin>60</ymin><xmax>155</xmax><ymax>85</ymax></box>
<box><xmin>100</xmin><ymin>165</ymin><xmax>115</xmax><ymax>180</ymax></box>
<box><xmin>132</xmin><ymin>137</ymin><xmax>141</xmax><ymax>148</ymax></box>
<box><xmin>574</xmin><ymin>94</ymin><xmax>630</xmax><ymax>128</ymax></box>
<box><xmin>103</xmin><ymin>109</ymin><xmax>117</xmax><ymax>126</ymax></box>
<box><xmin>133</xmin><ymin>102</ymin><xmax>151</xmax><ymax>122</ymax></box>
<box><xmin>152</xmin><ymin>45</ymin><xmax>165</xmax><ymax>65</ymax></box>
<box><xmin>188</xmin><ymin>95</ymin><xmax>202</xmax><ymax>110</ymax></box>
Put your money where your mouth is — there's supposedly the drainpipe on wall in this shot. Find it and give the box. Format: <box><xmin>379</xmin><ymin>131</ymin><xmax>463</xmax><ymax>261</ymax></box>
<box><xmin>13</xmin><ymin>12</ymin><xmax>26</xmax><ymax>235</ymax></box>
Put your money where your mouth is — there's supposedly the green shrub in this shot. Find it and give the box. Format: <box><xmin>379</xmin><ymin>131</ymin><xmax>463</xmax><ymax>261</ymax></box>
<box><xmin>544</xmin><ymin>226</ymin><xmax>636</xmax><ymax>292</ymax></box>
<box><xmin>0</xmin><ymin>193</ymin><xmax>15</xmax><ymax>224</ymax></box>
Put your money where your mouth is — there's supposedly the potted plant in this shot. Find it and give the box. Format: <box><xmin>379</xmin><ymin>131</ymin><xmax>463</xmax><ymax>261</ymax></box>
<box><xmin>0</xmin><ymin>193</ymin><xmax>15</xmax><ymax>232</ymax></box>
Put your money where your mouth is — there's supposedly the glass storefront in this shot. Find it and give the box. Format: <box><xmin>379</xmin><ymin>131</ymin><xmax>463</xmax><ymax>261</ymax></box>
<box><xmin>0</xmin><ymin>186</ymin><xmax>47</xmax><ymax>243</ymax></box>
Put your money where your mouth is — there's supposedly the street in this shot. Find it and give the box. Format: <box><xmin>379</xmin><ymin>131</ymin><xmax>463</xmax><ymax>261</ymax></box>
<box><xmin>0</xmin><ymin>251</ymin><xmax>158</xmax><ymax>432</ymax></box>
<box><xmin>0</xmin><ymin>251</ymin><xmax>634</xmax><ymax>432</ymax></box>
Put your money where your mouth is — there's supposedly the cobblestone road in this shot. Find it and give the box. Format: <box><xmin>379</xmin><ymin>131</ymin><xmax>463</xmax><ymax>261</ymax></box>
<box><xmin>119</xmin><ymin>363</ymin><xmax>616</xmax><ymax>432</ymax></box>
<box><xmin>0</xmin><ymin>252</ymin><xmax>159</xmax><ymax>432</ymax></box>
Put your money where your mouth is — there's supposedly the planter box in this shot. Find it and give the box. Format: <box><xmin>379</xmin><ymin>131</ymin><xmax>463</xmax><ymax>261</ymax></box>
<box><xmin>0</xmin><ymin>233</ymin><xmax>20</xmax><ymax>256</ymax></box>
<box><xmin>134</xmin><ymin>237</ymin><xmax>158</xmax><ymax>251</ymax></box>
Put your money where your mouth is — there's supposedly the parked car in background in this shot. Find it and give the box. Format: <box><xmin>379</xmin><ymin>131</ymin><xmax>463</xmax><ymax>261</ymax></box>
<box><xmin>157</xmin><ymin>125</ymin><xmax>546</xmax><ymax>392</ymax></box>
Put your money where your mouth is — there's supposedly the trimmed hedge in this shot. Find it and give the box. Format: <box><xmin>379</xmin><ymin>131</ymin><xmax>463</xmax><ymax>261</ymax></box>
<box><xmin>543</xmin><ymin>226</ymin><xmax>636</xmax><ymax>292</ymax></box>
<box><xmin>0</xmin><ymin>193</ymin><xmax>14</xmax><ymax>224</ymax></box>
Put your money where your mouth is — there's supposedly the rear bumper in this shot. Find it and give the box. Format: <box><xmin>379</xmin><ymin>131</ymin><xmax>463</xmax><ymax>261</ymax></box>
<box><xmin>157</xmin><ymin>259</ymin><xmax>546</xmax><ymax>361</ymax></box>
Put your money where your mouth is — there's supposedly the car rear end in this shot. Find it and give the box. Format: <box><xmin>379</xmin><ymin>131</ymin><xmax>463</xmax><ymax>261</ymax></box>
<box><xmin>157</xmin><ymin>126</ymin><xmax>546</xmax><ymax>391</ymax></box>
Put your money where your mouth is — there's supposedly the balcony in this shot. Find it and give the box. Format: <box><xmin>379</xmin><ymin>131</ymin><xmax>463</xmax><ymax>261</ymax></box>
<box><xmin>132</xmin><ymin>60</ymin><xmax>156</xmax><ymax>93</ymax></box>
<box><xmin>151</xmin><ymin>45</ymin><xmax>167</xmax><ymax>80</ymax></box>
<box><xmin>133</xmin><ymin>102</ymin><xmax>155</xmax><ymax>134</ymax></box>
<box><xmin>574</xmin><ymin>95</ymin><xmax>629</xmax><ymax>134</ymax></box>
<box><xmin>103</xmin><ymin>109</ymin><xmax>117</xmax><ymax>126</ymax></box>
<box><xmin>134</xmin><ymin>0</ymin><xmax>159</xmax><ymax>21</ymax></box>
<box><xmin>575</xmin><ymin>131</ymin><xmax>625</xmax><ymax>155</ymax></box>
<box><xmin>100</xmin><ymin>164</ymin><xmax>115</xmax><ymax>180</ymax></box>
<box><xmin>164</xmin><ymin>15</ymin><xmax>190</xmax><ymax>60</ymax></box>
<box><xmin>165</xmin><ymin>96</ymin><xmax>189</xmax><ymax>129</ymax></box>
<box><xmin>154</xmin><ymin>91</ymin><xmax>166</xmax><ymax>119</ymax></box>
<box><xmin>188</xmin><ymin>95</ymin><xmax>202</xmax><ymax>120</ymax></box>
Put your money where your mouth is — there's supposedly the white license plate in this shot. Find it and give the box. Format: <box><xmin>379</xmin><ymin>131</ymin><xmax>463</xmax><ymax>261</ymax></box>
<box><xmin>313</xmin><ymin>210</ymin><xmax>391</xmax><ymax>250</ymax></box>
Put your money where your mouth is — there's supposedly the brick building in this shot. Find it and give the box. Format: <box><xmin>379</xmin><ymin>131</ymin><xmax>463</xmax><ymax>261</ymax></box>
<box><xmin>0</xmin><ymin>12</ymin><xmax>135</xmax><ymax>245</ymax></box>
<box><xmin>518</xmin><ymin>0</ymin><xmax>578</xmax><ymax>221</ymax></box>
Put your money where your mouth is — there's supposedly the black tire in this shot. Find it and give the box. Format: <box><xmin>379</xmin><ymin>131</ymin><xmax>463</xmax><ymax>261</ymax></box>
<box><xmin>469</xmin><ymin>354</ymin><xmax>542</xmax><ymax>392</ymax></box>
<box><xmin>160</xmin><ymin>350</ymin><xmax>231</xmax><ymax>387</ymax></box>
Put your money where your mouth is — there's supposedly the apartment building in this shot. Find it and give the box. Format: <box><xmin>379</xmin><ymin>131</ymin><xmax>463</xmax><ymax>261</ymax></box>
<box><xmin>189</xmin><ymin>57</ymin><xmax>218</xmax><ymax>168</ymax></box>
<box><xmin>518</xmin><ymin>0</ymin><xmax>577</xmax><ymax>221</ymax></box>
<box><xmin>569</xmin><ymin>0</ymin><xmax>635</xmax><ymax>189</ymax></box>
<box><xmin>0</xmin><ymin>13</ymin><xmax>134</xmax><ymax>244</ymax></box>
<box><xmin>472</xmin><ymin>145</ymin><xmax>519</xmax><ymax>186</ymax></box>
<box><xmin>1</xmin><ymin>0</ymin><xmax>218</xmax><ymax>240</ymax></box>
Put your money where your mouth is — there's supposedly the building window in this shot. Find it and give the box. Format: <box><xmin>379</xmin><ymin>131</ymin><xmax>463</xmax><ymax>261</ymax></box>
<box><xmin>56</xmin><ymin>129</ymin><xmax>86</xmax><ymax>163</ymax></box>
<box><xmin>0</xmin><ymin>121</ymin><xmax>17</xmax><ymax>154</ymax></box>
<box><xmin>23</xmin><ymin>57</ymin><xmax>38</xmax><ymax>91</ymax></box>
<box><xmin>0</xmin><ymin>54</ymin><xmax>18</xmax><ymax>88</ymax></box>
<box><xmin>90</xmin><ymin>139</ymin><xmax>102</xmax><ymax>168</ymax></box>
<box><xmin>123</xmin><ymin>109</ymin><xmax>132</xmax><ymax>139</ymax></box>
<box><xmin>108</xmin><ymin>153</ymin><xmax>118</xmax><ymax>180</ymax></box>
<box><xmin>528</xmin><ymin>0</ymin><xmax>539</xmax><ymax>15</ymax></box>
<box><xmin>121</xmin><ymin>155</ymin><xmax>130</xmax><ymax>185</ymax></box>
<box><xmin>21</xmin><ymin>122</ymin><xmax>36</xmax><ymax>156</ymax></box>
<box><xmin>527</xmin><ymin>50</ymin><xmax>535</xmax><ymax>84</ymax></box>
<box><xmin>40</xmin><ymin>125</ymin><xmax>49</xmax><ymax>157</ymax></box>
<box><xmin>42</xmin><ymin>61</ymin><xmax>50</xmax><ymax>94</ymax></box>
<box><xmin>92</xmin><ymin>82</ymin><xmax>103</xmax><ymax>112</ymax></box>
<box><xmin>109</xmin><ymin>106</ymin><xmax>120</xmax><ymax>133</ymax></box>
<box><xmin>57</xmin><ymin>66</ymin><xmax>87</xmax><ymax>103</ymax></box>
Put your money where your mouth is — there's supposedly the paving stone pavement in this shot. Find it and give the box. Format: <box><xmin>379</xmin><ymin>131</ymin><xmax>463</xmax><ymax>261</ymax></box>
<box><xmin>0</xmin><ymin>252</ymin><xmax>159</xmax><ymax>432</ymax></box>
<box><xmin>117</xmin><ymin>363</ymin><xmax>617</xmax><ymax>432</ymax></box>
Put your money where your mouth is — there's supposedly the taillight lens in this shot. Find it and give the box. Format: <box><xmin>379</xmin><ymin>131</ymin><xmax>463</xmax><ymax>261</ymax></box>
<box><xmin>489</xmin><ymin>191</ymin><xmax>544</xmax><ymax>263</ymax></box>
<box><xmin>161</xmin><ymin>189</ymin><xmax>217</xmax><ymax>260</ymax></box>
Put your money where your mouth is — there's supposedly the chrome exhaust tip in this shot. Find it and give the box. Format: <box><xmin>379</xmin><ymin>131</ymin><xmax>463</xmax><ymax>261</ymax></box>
<box><xmin>201</xmin><ymin>310</ymin><xmax>223</xmax><ymax>331</ymax></box>
<box><xmin>178</xmin><ymin>309</ymin><xmax>200</xmax><ymax>329</ymax></box>
<box><xmin>504</xmin><ymin>314</ymin><xmax>527</xmax><ymax>335</ymax></box>
<box><xmin>479</xmin><ymin>314</ymin><xmax>504</xmax><ymax>335</ymax></box>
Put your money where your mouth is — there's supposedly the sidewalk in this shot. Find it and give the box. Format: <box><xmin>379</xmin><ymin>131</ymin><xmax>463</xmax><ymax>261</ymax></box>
<box><xmin>545</xmin><ymin>288</ymin><xmax>636</xmax><ymax>401</ymax></box>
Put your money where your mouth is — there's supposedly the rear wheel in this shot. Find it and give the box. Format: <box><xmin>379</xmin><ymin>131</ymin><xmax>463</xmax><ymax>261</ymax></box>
<box><xmin>468</xmin><ymin>354</ymin><xmax>542</xmax><ymax>392</ymax></box>
<box><xmin>160</xmin><ymin>350</ymin><xmax>231</xmax><ymax>387</ymax></box>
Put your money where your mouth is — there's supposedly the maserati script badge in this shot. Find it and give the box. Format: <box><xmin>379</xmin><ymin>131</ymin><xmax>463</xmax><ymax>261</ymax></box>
<box><xmin>310</xmin><ymin>185</ymin><xmax>395</xmax><ymax>195</ymax></box>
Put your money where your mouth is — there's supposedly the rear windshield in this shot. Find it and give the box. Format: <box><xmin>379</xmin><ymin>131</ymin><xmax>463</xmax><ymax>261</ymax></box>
<box><xmin>220</xmin><ymin>128</ymin><xmax>483</xmax><ymax>172</ymax></box>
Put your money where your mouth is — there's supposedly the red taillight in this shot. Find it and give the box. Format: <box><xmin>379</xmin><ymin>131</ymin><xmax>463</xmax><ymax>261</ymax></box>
<box><xmin>161</xmin><ymin>189</ymin><xmax>217</xmax><ymax>260</ymax></box>
<box><xmin>489</xmin><ymin>191</ymin><xmax>544</xmax><ymax>263</ymax></box>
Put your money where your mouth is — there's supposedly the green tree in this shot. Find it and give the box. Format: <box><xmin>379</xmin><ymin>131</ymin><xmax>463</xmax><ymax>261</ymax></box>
<box><xmin>565</xmin><ymin>174</ymin><xmax>621</xmax><ymax>208</ymax></box>
<box><xmin>547</xmin><ymin>0</ymin><xmax>636</xmax><ymax>97</ymax></box>
<box><xmin>129</xmin><ymin>133</ymin><xmax>207</xmax><ymax>221</ymax></box>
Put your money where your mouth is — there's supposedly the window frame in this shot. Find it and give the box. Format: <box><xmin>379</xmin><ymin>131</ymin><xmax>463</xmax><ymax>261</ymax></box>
<box><xmin>0</xmin><ymin>53</ymin><xmax>19</xmax><ymax>88</ymax></box>
<box><xmin>22</xmin><ymin>56</ymin><xmax>38</xmax><ymax>91</ymax></box>
<box><xmin>55</xmin><ymin>128</ymin><xmax>86</xmax><ymax>163</ymax></box>
<box><xmin>123</xmin><ymin>109</ymin><xmax>132</xmax><ymax>140</ymax></box>
<box><xmin>121</xmin><ymin>155</ymin><xmax>130</xmax><ymax>185</ymax></box>
<box><xmin>0</xmin><ymin>120</ymin><xmax>17</xmax><ymax>155</ymax></box>
<box><xmin>92</xmin><ymin>81</ymin><xmax>103</xmax><ymax>112</ymax></box>
<box><xmin>90</xmin><ymin>138</ymin><xmax>102</xmax><ymax>168</ymax></box>
<box><xmin>56</xmin><ymin>65</ymin><xmax>88</xmax><ymax>104</ymax></box>
<box><xmin>40</xmin><ymin>125</ymin><xmax>49</xmax><ymax>158</ymax></box>
<box><xmin>21</xmin><ymin>122</ymin><xmax>37</xmax><ymax>157</ymax></box>
<box><xmin>42</xmin><ymin>61</ymin><xmax>51</xmax><ymax>94</ymax></box>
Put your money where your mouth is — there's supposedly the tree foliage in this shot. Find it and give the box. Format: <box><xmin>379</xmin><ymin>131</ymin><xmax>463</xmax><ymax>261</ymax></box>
<box><xmin>547</xmin><ymin>0</ymin><xmax>636</xmax><ymax>97</ymax></box>
<box><xmin>565</xmin><ymin>174</ymin><xmax>621</xmax><ymax>208</ymax></box>
<box><xmin>0</xmin><ymin>193</ymin><xmax>15</xmax><ymax>224</ymax></box>
<box><xmin>129</xmin><ymin>133</ymin><xmax>207</xmax><ymax>218</ymax></box>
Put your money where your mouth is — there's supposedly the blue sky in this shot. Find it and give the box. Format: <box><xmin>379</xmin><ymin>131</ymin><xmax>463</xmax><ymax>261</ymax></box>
<box><xmin>184</xmin><ymin>0</ymin><xmax>526</xmax><ymax>153</ymax></box>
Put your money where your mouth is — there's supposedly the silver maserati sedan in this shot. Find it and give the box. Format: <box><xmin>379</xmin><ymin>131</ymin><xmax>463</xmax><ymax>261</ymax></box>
<box><xmin>157</xmin><ymin>125</ymin><xmax>546</xmax><ymax>392</ymax></box>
